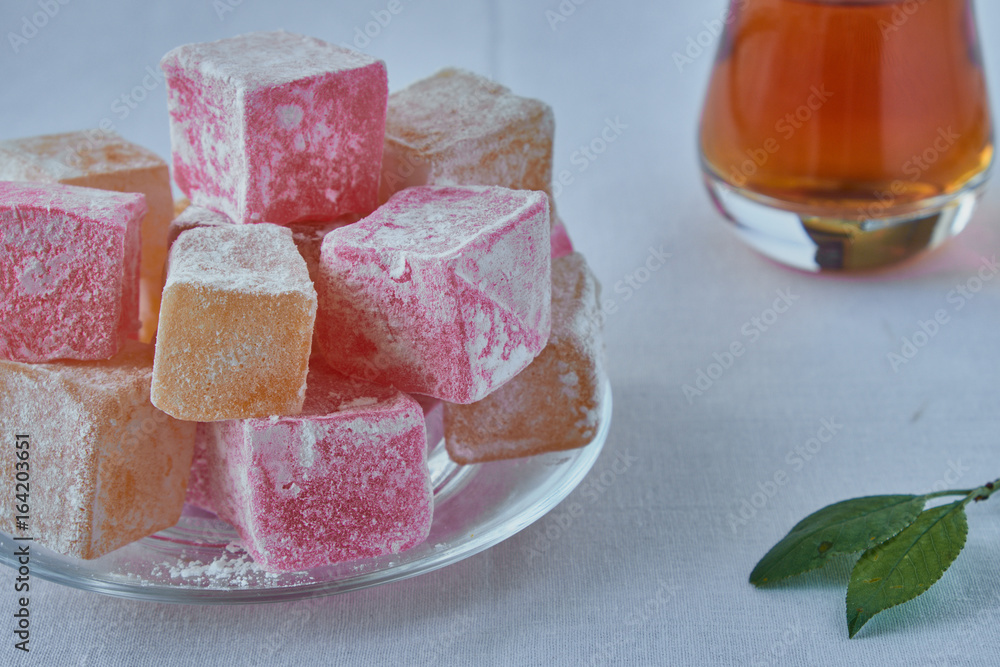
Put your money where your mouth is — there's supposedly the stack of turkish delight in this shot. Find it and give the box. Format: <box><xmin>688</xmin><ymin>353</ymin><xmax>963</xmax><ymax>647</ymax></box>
<box><xmin>0</xmin><ymin>30</ymin><xmax>607</xmax><ymax>571</ymax></box>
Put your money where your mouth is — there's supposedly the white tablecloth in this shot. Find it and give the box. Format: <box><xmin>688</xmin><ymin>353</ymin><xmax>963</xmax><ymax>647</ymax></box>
<box><xmin>2</xmin><ymin>0</ymin><xmax>999</xmax><ymax>664</ymax></box>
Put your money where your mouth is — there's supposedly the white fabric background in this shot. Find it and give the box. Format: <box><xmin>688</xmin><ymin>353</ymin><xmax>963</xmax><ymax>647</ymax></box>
<box><xmin>1</xmin><ymin>0</ymin><xmax>999</xmax><ymax>664</ymax></box>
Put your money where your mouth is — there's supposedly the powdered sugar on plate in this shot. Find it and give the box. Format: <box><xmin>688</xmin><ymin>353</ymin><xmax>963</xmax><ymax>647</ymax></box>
<box><xmin>151</xmin><ymin>542</ymin><xmax>287</xmax><ymax>589</ymax></box>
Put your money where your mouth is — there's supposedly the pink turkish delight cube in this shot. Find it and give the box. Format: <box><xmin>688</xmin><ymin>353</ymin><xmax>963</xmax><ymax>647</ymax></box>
<box><xmin>444</xmin><ymin>252</ymin><xmax>607</xmax><ymax>463</ymax></box>
<box><xmin>0</xmin><ymin>181</ymin><xmax>144</xmax><ymax>362</ymax></box>
<box><xmin>0</xmin><ymin>130</ymin><xmax>173</xmax><ymax>343</ymax></box>
<box><xmin>187</xmin><ymin>363</ymin><xmax>433</xmax><ymax>571</ymax></box>
<box><xmin>316</xmin><ymin>185</ymin><xmax>552</xmax><ymax>404</ymax></box>
<box><xmin>161</xmin><ymin>30</ymin><xmax>388</xmax><ymax>224</ymax></box>
<box><xmin>380</xmin><ymin>68</ymin><xmax>571</xmax><ymax>257</ymax></box>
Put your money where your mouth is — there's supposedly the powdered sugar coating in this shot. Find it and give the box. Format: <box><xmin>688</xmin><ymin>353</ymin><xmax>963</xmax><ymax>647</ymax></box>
<box><xmin>165</xmin><ymin>207</ymin><xmax>355</xmax><ymax>358</ymax></box>
<box><xmin>0</xmin><ymin>181</ymin><xmax>144</xmax><ymax>361</ymax></box>
<box><xmin>315</xmin><ymin>185</ymin><xmax>551</xmax><ymax>404</ymax></box>
<box><xmin>444</xmin><ymin>252</ymin><xmax>607</xmax><ymax>463</ymax></box>
<box><xmin>151</xmin><ymin>224</ymin><xmax>317</xmax><ymax>421</ymax></box>
<box><xmin>164</xmin><ymin>223</ymin><xmax>313</xmax><ymax>297</ymax></box>
<box><xmin>166</xmin><ymin>204</ymin><xmax>235</xmax><ymax>250</ymax></box>
<box><xmin>162</xmin><ymin>30</ymin><xmax>388</xmax><ymax>224</ymax></box>
<box><xmin>285</xmin><ymin>216</ymin><xmax>359</xmax><ymax>285</ymax></box>
<box><xmin>166</xmin><ymin>206</ymin><xmax>357</xmax><ymax>281</ymax></box>
<box><xmin>186</xmin><ymin>364</ymin><xmax>432</xmax><ymax>572</ymax></box>
<box><xmin>0</xmin><ymin>131</ymin><xmax>165</xmax><ymax>181</ymax></box>
<box><xmin>379</xmin><ymin>68</ymin><xmax>554</xmax><ymax>207</ymax></box>
<box><xmin>0</xmin><ymin>342</ymin><xmax>195</xmax><ymax>559</ymax></box>
<box><xmin>166</xmin><ymin>31</ymin><xmax>377</xmax><ymax>90</ymax></box>
<box><xmin>0</xmin><ymin>131</ymin><xmax>174</xmax><ymax>343</ymax></box>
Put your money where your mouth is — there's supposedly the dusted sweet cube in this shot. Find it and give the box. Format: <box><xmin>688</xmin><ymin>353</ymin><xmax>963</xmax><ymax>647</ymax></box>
<box><xmin>379</xmin><ymin>68</ymin><xmax>554</xmax><ymax>205</ymax></box>
<box><xmin>162</xmin><ymin>30</ymin><xmax>388</xmax><ymax>225</ymax></box>
<box><xmin>188</xmin><ymin>364</ymin><xmax>433</xmax><ymax>571</ymax></box>
<box><xmin>550</xmin><ymin>210</ymin><xmax>574</xmax><ymax>259</ymax></box>
<box><xmin>445</xmin><ymin>253</ymin><xmax>606</xmax><ymax>463</ymax></box>
<box><xmin>167</xmin><ymin>205</ymin><xmax>357</xmax><ymax>277</ymax></box>
<box><xmin>286</xmin><ymin>217</ymin><xmax>358</xmax><ymax>286</ymax></box>
<box><xmin>166</xmin><ymin>204</ymin><xmax>234</xmax><ymax>251</ymax></box>
<box><xmin>166</xmin><ymin>206</ymin><xmax>352</xmax><ymax>358</ymax></box>
<box><xmin>316</xmin><ymin>185</ymin><xmax>551</xmax><ymax>404</ymax></box>
<box><xmin>151</xmin><ymin>223</ymin><xmax>317</xmax><ymax>421</ymax></box>
<box><xmin>185</xmin><ymin>423</ymin><xmax>216</xmax><ymax>513</ymax></box>
<box><xmin>0</xmin><ymin>181</ymin><xmax>143</xmax><ymax>362</ymax></box>
<box><xmin>0</xmin><ymin>342</ymin><xmax>196</xmax><ymax>559</ymax></box>
<box><xmin>0</xmin><ymin>130</ymin><xmax>174</xmax><ymax>343</ymax></box>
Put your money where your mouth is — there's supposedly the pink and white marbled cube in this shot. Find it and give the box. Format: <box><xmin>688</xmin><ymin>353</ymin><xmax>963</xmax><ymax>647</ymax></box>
<box><xmin>316</xmin><ymin>185</ymin><xmax>551</xmax><ymax>404</ymax></box>
<box><xmin>161</xmin><ymin>30</ymin><xmax>388</xmax><ymax>224</ymax></box>
<box><xmin>444</xmin><ymin>252</ymin><xmax>607</xmax><ymax>463</ymax></box>
<box><xmin>187</xmin><ymin>364</ymin><xmax>432</xmax><ymax>572</ymax></box>
<box><xmin>0</xmin><ymin>181</ymin><xmax>144</xmax><ymax>361</ymax></box>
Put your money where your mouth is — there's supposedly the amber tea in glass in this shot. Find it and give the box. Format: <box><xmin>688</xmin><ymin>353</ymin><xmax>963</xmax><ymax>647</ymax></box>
<box><xmin>699</xmin><ymin>0</ymin><xmax>994</xmax><ymax>271</ymax></box>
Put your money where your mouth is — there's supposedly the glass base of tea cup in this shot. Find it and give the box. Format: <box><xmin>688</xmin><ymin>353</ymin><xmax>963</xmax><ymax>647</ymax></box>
<box><xmin>704</xmin><ymin>172</ymin><xmax>990</xmax><ymax>272</ymax></box>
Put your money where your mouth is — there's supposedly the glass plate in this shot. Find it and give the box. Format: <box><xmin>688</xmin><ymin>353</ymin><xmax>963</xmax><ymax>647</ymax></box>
<box><xmin>0</xmin><ymin>381</ymin><xmax>611</xmax><ymax>604</ymax></box>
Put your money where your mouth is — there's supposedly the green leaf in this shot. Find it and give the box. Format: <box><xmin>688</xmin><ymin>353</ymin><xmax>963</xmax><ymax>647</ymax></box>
<box><xmin>750</xmin><ymin>495</ymin><xmax>925</xmax><ymax>586</ymax></box>
<box><xmin>846</xmin><ymin>501</ymin><xmax>969</xmax><ymax>638</ymax></box>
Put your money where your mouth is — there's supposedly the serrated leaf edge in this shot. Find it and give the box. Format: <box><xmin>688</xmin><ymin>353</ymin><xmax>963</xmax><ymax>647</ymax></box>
<box><xmin>750</xmin><ymin>496</ymin><xmax>924</xmax><ymax>586</ymax></box>
<box><xmin>845</xmin><ymin>502</ymin><xmax>969</xmax><ymax>638</ymax></box>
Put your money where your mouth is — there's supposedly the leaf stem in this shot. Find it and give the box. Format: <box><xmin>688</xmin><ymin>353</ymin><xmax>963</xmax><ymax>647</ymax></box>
<box><xmin>923</xmin><ymin>489</ymin><xmax>977</xmax><ymax>500</ymax></box>
<box><xmin>966</xmin><ymin>478</ymin><xmax>999</xmax><ymax>506</ymax></box>
<box><xmin>921</xmin><ymin>479</ymin><xmax>999</xmax><ymax>505</ymax></box>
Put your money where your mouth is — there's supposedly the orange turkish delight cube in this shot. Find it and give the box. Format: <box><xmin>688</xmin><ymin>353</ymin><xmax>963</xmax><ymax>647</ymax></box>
<box><xmin>0</xmin><ymin>342</ymin><xmax>195</xmax><ymax>559</ymax></box>
<box><xmin>151</xmin><ymin>224</ymin><xmax>316</xmax><ymax>421</ymax></box>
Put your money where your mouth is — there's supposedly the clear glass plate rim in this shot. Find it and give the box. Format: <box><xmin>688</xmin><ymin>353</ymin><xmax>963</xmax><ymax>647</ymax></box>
<box><xmin>0</xmin><ymin>381</ymin><xmax>613</xmax><ymax>605</ymax></box>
